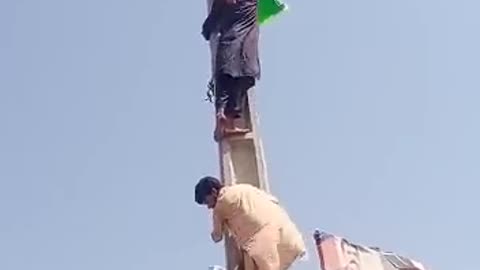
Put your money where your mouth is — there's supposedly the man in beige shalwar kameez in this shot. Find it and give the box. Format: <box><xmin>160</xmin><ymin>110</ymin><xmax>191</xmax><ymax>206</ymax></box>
<box><xmin>195</xmin><ymin>176</ymin><xmax>306</xmax><ymax>270</ymax></box>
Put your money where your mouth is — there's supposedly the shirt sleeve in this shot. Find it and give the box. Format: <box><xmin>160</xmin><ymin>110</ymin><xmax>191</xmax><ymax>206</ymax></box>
<box><xmin>211</xmin><ymin>205</ymin><xmax>225</xmax><ymax>243</ymax></box>
<box><xmin>204</xmin><ymin>0</ymin><xmax>225</xmax><ymax>31</ymax></box>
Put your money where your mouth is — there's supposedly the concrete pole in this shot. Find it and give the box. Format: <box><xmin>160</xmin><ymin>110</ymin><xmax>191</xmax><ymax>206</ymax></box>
<box><xmin>205</xmin><ymin>1</ymin><xmax>270</xmax><ymax>269</ymax></box>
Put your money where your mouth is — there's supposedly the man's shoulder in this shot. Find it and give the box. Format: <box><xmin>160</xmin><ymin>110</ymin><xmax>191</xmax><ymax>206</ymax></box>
<box><xmin>227</xmin><ymin>183</ymin><xmax>259</xmax><ymax>193</ymax></box>
<box><xmin>219</xmin><ymin>184</ymin><xmax>259</xmax><ymax>199</ymax></box>
<box><xmin>214</xmin><ymin>185</ymin><xmax>250</xmax><ymax>210</ymax></box>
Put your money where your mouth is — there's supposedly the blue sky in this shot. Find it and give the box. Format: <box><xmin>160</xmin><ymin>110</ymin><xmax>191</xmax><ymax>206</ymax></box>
<box><xmin>1</xmin><ymin>0</ymin><xmax>479</xmax><ymax>269</ymax></box>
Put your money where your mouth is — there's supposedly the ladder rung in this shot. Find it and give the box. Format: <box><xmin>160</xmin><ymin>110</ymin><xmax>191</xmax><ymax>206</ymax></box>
<box><xmin>223</xmin><ymin>132</ymin><xmax>254</xmax><ymax>142</ymax></box>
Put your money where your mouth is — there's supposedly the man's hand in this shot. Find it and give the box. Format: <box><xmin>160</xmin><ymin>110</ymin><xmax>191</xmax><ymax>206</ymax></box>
<box><xmin>211</xmin><ymin>231</ymin><xmax>223</xmax><ymax>243</ymax></box>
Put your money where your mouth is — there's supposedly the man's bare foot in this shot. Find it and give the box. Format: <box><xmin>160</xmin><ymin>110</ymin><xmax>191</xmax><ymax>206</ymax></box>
<box><xmin>224</xmin><ymin>127</ymin><xmax>250</xmax><ymax>135</ymax></box>
<box><xmin>223</xmin><ymin>117</ymin><xmax>250</xmax><ymax>136</ymax></box>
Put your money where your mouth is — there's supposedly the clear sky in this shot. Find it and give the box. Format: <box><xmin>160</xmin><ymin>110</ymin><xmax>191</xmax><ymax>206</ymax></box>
<box><xmin>1</xmin><ymin>0</ymin><xmax>479</xmax><ymax>269</ymax></box>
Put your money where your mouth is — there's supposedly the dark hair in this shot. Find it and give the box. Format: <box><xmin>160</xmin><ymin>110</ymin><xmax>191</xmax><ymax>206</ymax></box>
<box><xmin>194</xmin><ymin>176</ymin><xmax>223</xmax><ymax>204</ymax></box>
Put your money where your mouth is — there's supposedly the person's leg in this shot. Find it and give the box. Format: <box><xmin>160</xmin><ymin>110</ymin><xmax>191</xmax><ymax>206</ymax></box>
<box><xmin>223</xmin><ymin>76</ymin><xmax>255</xmax><ymax>135</ymax></box>
<box><xmin>228</xmin><ymin>76</ymin><xmax>253</xmax><ymax>118</ymax></box>
<box><xmin>244</xmin><ymin>225</ymin><xmax>281</xmax><ymax>270</ymax></box>
<box><xmin>277</xmin><ymin>221</ymin><xmax>307</xmax><ymax>270</ymax></box>
<box><xmin>213</xmin><ymin>74</ymin><xmax>231</xmax><ymax>141</ymax></box>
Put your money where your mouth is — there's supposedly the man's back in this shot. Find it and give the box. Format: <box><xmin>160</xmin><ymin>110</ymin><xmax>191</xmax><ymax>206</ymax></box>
<box><xmin>214</xmin><ymin>184</ymin><xmax>286</xmax><ymax>246</ymax></box>
<box><xmin>213</xmin><ymin>184</ymin><xmax>307</xmax><ymax>269</ymax></box>
<box><xmin>218</xmin><ymin>0</ymin><xmax>257</xmax><ymax>34</ymax></box>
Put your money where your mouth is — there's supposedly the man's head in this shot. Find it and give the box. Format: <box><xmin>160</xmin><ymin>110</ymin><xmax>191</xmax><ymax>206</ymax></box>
<box><xmin>194</xmin><ymin>176</ymin><xmax>224</xmax><ymax>209</ymax></box>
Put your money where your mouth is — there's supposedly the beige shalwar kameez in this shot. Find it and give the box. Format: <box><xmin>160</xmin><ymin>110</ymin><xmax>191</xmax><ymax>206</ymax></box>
<box><xmin>211</xmin><ymin>184</ymin><xmax>306</xmax><ymax>270</ymax></box>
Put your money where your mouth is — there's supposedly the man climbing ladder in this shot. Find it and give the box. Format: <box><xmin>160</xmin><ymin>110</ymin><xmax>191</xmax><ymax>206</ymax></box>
<box><xmin>195</xmin><ymin>177</ymin><xmax>306</xmax><ymax>270</ymax></box>
<box><xmin>202</xmin><ymin>0</ymin><xmax>261</xmax><ymax>141</ymax></box>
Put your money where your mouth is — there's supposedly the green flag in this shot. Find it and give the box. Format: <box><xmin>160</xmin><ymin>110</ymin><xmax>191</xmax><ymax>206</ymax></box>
<box><xmin>258</xmin><ymin>0</ymin><xmax>288</xmax><ymax>24</ymax></box>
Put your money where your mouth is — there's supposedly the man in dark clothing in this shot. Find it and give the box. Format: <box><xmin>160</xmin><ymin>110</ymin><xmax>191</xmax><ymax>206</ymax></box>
<box><xmin>202</xmin><ymin>0</ymin><xmax>261</xmax><ymax>141</ymax></box>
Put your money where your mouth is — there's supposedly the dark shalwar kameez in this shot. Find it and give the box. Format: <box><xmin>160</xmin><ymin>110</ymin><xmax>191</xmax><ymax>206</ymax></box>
<box><xmin>204</xmin><ymin>0</ymin><xmax>261</xmax><ymax>118</ymax></box>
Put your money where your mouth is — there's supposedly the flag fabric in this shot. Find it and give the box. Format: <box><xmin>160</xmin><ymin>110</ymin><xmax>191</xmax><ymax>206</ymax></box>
<box><xmin>258</xmin><ymin>0</ymin><xmax>288</xmax><ymax>24</ymax></box>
